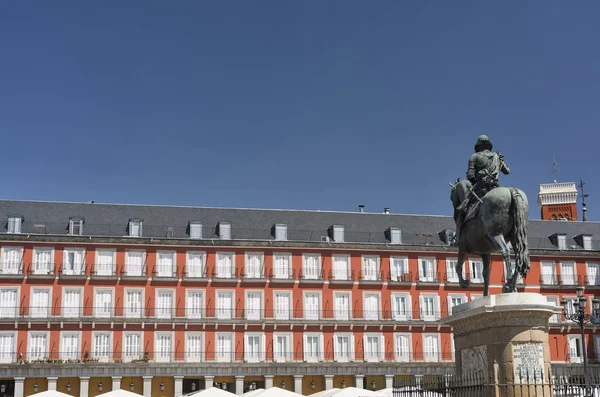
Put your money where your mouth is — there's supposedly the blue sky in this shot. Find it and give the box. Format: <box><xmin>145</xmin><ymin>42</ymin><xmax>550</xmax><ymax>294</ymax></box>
<box><xmin>1</xmin><ymin>1</ymin><xmax>598</xmax><ymax>221</ymax></box>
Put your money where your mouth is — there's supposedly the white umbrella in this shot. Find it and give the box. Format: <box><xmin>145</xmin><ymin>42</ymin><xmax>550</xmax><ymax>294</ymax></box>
<box><xmin>250</xmin><ymin>387</ymin><xmax>303</xmax><ymax>397</ymax></box>
<box><xmin>100</xmin><ymin>390</ymin><xmax>143</xmax><ymax>397</ymax></box>
<box><xmin>242</xmin><ymin>388</ymin><xmax>265</xmax><ymax>396</ymax></box>
<box><xmin>323</xmin><ymin>388</ymin><xmax>380</xmax><ymax>397</ymax></box>
<box><xmin>180</xmin><ymin>387</ymin><xmax>236</xmax><ymax>397</ymax></box>
<box><xmin>33</xmin><ymin>392</ymin><xmax>72</xmax><ymax>397</ymax></box>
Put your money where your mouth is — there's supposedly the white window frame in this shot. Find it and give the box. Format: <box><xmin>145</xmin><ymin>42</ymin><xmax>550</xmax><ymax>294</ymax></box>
<box><xmin>333</xmin><ymin>225</ymin><xmax>344</xmax><ymax>242</ymax></box>
<box><xmin>216</xmin><ymin>290</ymin><xmax>235</xmax><ymax>320</ymax></box>
<box><xmin>445</xmin><ymin>257</ymin><xmax>465</xmax><ymax>282</ymax></box>
<box><xmin>390</xmin><ymin>228</ymin><xmax>402</xmax><ymax>244</ymax></box>
<box><xmin>274</xmin><ymin>224</ymin><xmax>287</xmax><ymax>241</ymax></box>
<box><xmin>186</xmin><ymin>289</ymin><xmax>205</xmax><ymax>319</ymax></box>
<box><xmin>586</xmin><ymin>262</ymin><xmax>600</xmax><ymax>286</ymax></box>
<box><xmin>422</xmin><ymin>333</ymin><xmax>441</xmax><ymax>362</ymax></box>
<box><xmin>394</xmin><ymin>332</ymin><xmax>412</xmax><ymax>362</ymax></box>
<box><xmin>29</xmin><ymin>287</ymin><xmax>52</xmax><ymax>318</ymax></box>
<box><xmin>184</xmin><ymin>331</ymin><xmax>204</xmax><ymax>362</ymax></box>
<box><xmin>186</xmin><ymin>251</ymin><xmax>206</xmax><ymax>278</ymax></box>
<box><xmin>560</xmin><ymin>261</ymin><xmax>577</xmax><ymax>285</ymax></box>
<box><xmin>361</xmin><ymin>255</ymin><xmax>380</xmax><ymax>281</ymax></box>
<box><xmin>332</xmin><ymin>254</ymin><xmax>351</xmax><ymax>280</ymax></box>
<box><xmin>156</xmin><ymin>250</ymin><xmax>176</xmax><ymax>277</ymax></box>
<box><xmin>59</xmin><ymin>331</ymin><xmax>82</xmax><ymax>361</ymax></box>
<box><xmin>7</xmin><ymin>217</ymin><xmax>22</xmax><ymax>234</ymax></box>
<box><xmin>391</xmin><ymin>293</ymin><xmax>411</xmax><ymax>321</ymax></box>
<box><xmin>273</xmin><ymin>332</ymin><xmax>292</xmax><ymax>363</ymax></box>
<box><xmin>1</xmin><ymin>246</ymin><xmax>23</xmax><ymax>275</ymax></box>
<box><xmin>303</xmin><ymin>332</ymin><xmax>324</xmax><ymax>362</ymax></box>
<box><xmin>219</xmin><ymin>222</ymin><xmax>231</xmax><ymax>239</ymax></box>
<box><xmin>69</xmin><ymin>219</ymin><xmax>83</xmax><ymax>236</ymax></box>
<box><xmin>363</xmin><ymin>292</ymin><xmax>381</xmax><ymax>321</ymax></box>
<box><xmin>95</xmin><ymin>248</ymin><xmax>116</xmax><ymax>276</ymax></box>
<box><xmin>390</xmin><ymin>256</ymin><xmax>408</xmax><ymax>281</ymax></box>
<box><xmin>27</xmin><ymin>331</ymin><xmax>49</xmax><ymax>360</ymax></box>
<box><xmin>93</xmin><ymin>288</ymin><xmax>114</xmax><ymax>318</ymax></box>
<box><xmin>123</xmin><ymin>331</ymin><xmax>144</xmax><ymax>362</ymax></box>
<box><xmin>273</xmin><ymin>252</ymin><xmax>292</xmax><ymax>279</ymax></box>
<box><xmin>557</xmin><ymin>234</ymin><xmax>567</xmax><ymax>250</ymax></box>
<box><xmin>568</xmin><ymin>334</ymin><xmax>584</xmax><ymax>363</ymax></box>
<box><xmin>244</xmin><ymin>252</ymin><xmax>264</xmax><ymax>279</ymax></box>
<box><xmin>155</xmin><ymin>289</ymin><xmax>175</xmax><ymax>319</ymax></box>
<box><xmin>545</xmin><ymin>296</ymin><xmax>561</xmax><ymax>323</ymax></box>
<box><xmin>0</xmin><ymin>331</ymin><xmax>17</xmax><ymax>363</ymax></box>
<box><xmin>302</xmin><ymin>253</ymin><xmax>322</xmax><ymax>280</ymax></box>
<box><xmin>333</xmin><ymin>332</ymin><xmax>354</xmax><ymax>362</ymax></box>
<box><xmin>595</xmin><ymin>335</ymin><xmax>600</xmax><ymax>361</ymax></box>
<box><xmin>540</xmin><ymin>260</ymin><xmax>557</xmax><ymax>284</ymax></box>
<box><xmin>245</xmin><ymin>290</ymin><xmax>263</xmax><ymax>320</ymax></box>
<box><xmin>91</xmin><ymin>331</ymin><xmax>112</xmax><ymax>362</ymax></box>
<box><xmin>124</xmin><ymin>249</ymin><xmax>146</xmax><ymax>276</ymax></box>
<box><xmin>447</xmin><ymin>293</ymin><xmax>468</xmax><ymax>316</ymax></box>
<box><xmin>123</xmin><ymin>288</ymin><xmax>145</xmax><ymax>319</ymax></box>
<box><xmin>273</xmin><ymin>291</ymin><xmax>291</xmax><ymax>320</ymax></box>
<box><xmin>129</xmin><ymin>220</ymin><xmax>143</xmax><ymax>237</ymax></box>
<box><xmin>154</xmin><ymin>331</ymin><xmax>174</xmax><ymax>363</ymax></box>
<box><xmin>583</xmin><ymin>235</ymin><xmax>593</xmax><ymax>250</ymax></box>
<box><xmin>0</xmin><ymin>287</ymin><xmax>20</xmax><ymax>318</ymax></box>
<box><xmin>32</xmin><ymin>247</ymin><xmax>54</xmax><ymax>275</ymax></box>
<box><xmin>363</xmin><ymin>332</ymin><xmax>385</xmax><ymax>362</ymax></box>
<box><xmin>61</xmin><ymin>287</ymin><xmax>83</xmax><ymax>317</ymax></box>
<box><xmin>304</xmin><ymin>291</ymin><xmax>322</xmax><ymax>321</ymax></box>
<box><xmin>420</xmin><ymin>293</ymin><xmax>440</xmax><ymax>321</ymax></box>
<box><xmin>244</xmin><ymin>332</ymin><xmax>266</xmax><ymax>363</ymax></box>
<box><xmin>469</xmin><ymin>259</ymin><xmax>484</xmax><ymax>283</ymax></box>
<box><xmin>215</xmin><ymin>252</ymin><xmax>235</xmax><ymax>278</ymax></box>
<box><xmin>215</xmin><ymin>332</ymin><xmax>234</xmax><ymax>363</ymax></box>
<box><xmin>189</xmin><ymin>222</ymin><xmax>203</xmax><ymax>239</ymax></box>
<box><xmin>333</xmin><ymin>291</ymin><xmax>352</xmax><ymax>321</ymax></box>
<box><xmin>62</xmin><ymin>247</ymin><xmax>85</xmax><ymax>275</ymax></box>
<box><xmin>418</xmin><ymin>257</ymin><xmax>436</xmax><ymax>282</ymax></box>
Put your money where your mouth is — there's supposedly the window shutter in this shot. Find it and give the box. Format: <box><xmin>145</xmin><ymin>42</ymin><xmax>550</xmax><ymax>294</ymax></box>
<box><xmin>350</xmin><ymin>334</ymin><xmax>355</xmax><ymax>361</ymax></box>
<box><xmin>379</xmin><ymin>334</ymin><xmax>385</xmax><ymax>361</ymax></box>
<box><xmin>362</xmin><ymin>334</ymin><xmax>367</xmax><ymax>361</ymax></box>
<box><xmin>435</xmin><ymin>296</ymin><xmax>441</xmax><ymax>320</ymax></box>
<box><xmin>419</xmin><ymin>295</ymin><xmax>424</xmax><ymax>319</ymax></box>
<box><xmin>333</xmin><ymin>335</ymin><xmax>339</xmax><ymax>362</ymax></box>
<box><xmin>273</xmin><ymin>335</ymin><xmax>280</xmax><ymax>362</ymax></box>
<box><xmin>261</xmin><ymin>334</ymin><xmax>266</xmax><ymax>362</ymax></box>
<box><xmin>303</xmin><ymin>335</ymin><xmax>308</xmax><ymax>362</ymax></box>
<box><xmin>319</xmin><ymin>334</ymin><xmax>325</xmax><ymax>361</ymax></box>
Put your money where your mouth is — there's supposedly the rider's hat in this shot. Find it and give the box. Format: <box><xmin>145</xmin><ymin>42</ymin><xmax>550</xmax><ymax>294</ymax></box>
<box><xmin>474</xmin><ymin>135</ymin><xmax>493</xmax><ymax>152</ymax></box>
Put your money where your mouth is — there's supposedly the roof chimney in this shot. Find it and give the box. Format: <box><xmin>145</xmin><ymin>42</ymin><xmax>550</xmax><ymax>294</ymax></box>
<box><xmin>358</xmin><ymin>205</ymin><xmax>365</xmax><ymax>213</ymax></box>
<box><xmin>384</xmin><ymin>208</ymin><xmax>390</xmax><ymax>214</ymax></box>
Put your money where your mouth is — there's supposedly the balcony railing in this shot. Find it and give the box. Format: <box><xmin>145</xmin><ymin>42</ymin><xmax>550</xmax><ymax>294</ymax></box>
<box><xmin>91</xmin><ymin>263</ymin><xmax>118</xmax><ymax>278</ymax></box>
<box><xmin>299</xmin><ymin>268</ymin><xmax>325</xmax><ymax>282</ymax></box>
<box><xmin>27</xmin><ymin>264</ymin><xmax>56</xmax><ymax>277</ymax></box>
<box><xmin>0</xmin><ymin>262</ymin><xmax>24</xmax><ymax>277</ymax></box>
<box><xmin>559</xmin><ymin>275</ymin><xmax>581</xmax><ymax>287</ymax></box>
<box><xmin>584</xmin><ymin>275</ymin><xmax>600</xmax><ymax>288</ymax></box>
<box><xmin>241</xmin><ymin>267</ymin><xmax>266</xmax><ymax>280</ymax></box>
<box><xmin>58</xmin><ymin>265</ymin><xmax>86</xmax><ymax>277</ymax></box>
<box><xmin>359</xmin><ymin>270</ymin><xmax>385</xmax><ymax>283</ymax></box>
<box><xmin>182</xmin><ymin>267</ymin><xmax>208</xmax><ymax>279</ymax></box>
<box><xmin>268</xmin><ymin>268</ymin><xmax>296</xmax><ymax>282</ymax></box>
<box><xmin>120</xmin><ymin>264</ymin><xmax>148</xmax><ymax>278</ymax></box>
<box><xmin>212</xmin><ymin>267</ymin><xmax>239</xmax><ymax>280</ymax></box>
<box><xmin>417</xmin><ymin>272</ymin><xmax>440</xmax><ymax>284</ymax></box>
<box><xmin>329</xmin><ymin>269</ymin><xmax>354</xmax><ymax>282</ymax></box>
<box><xmin>540</xmin><ymin>274</ymin><xmax>559</xmax><ymax>286</ymax></box>
<box><xmin>389</xmin><ymin>272</ymin><xmax>413</xmax><ymax>283</ymax></box>
<box><xmin>152</xmin><ymin>266</ymin><xmax>178</xmax><ymax>279</ymax></box>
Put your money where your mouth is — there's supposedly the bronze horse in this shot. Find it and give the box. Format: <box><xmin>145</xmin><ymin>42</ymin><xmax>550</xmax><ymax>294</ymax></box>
<box><xmin>450</xmin><ymin>179</ymin><xmax>530</xmax><ymax>296</ymax></box>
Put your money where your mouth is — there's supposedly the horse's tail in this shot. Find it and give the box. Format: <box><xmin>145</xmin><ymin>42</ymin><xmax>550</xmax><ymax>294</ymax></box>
<box><xmin>510</xmin><ymin>188</ymin><xmax>530</xmax><ymax>278</ymax></box>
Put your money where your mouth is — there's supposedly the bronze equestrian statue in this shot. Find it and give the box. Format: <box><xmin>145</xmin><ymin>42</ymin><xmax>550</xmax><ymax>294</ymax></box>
<box><xmin>450</xmin><ymin>135</ymin><xmax>530</xmax><ymax>296</ymax></box>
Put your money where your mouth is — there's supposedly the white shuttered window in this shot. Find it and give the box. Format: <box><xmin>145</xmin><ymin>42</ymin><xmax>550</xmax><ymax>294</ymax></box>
<box><xmin>156</xmin><ymin>290</ymin><xmax>174</xmax><ymax>319</ymax></box>
<box><xmin>0</xmin><ymin>288</ymin><xmax>18</xmax><ymax>318</ymax></box>
<box><xmin>63</xmin><ymin>289</ymin><xmax>81</xmax><ymax>317</ymax></box>
<box><xmin>93</xmin><ymin>332</ymin><xmax>111</xmax><ymax>362</ymax></box>
<box><xmin>124</xmin><ymin>333</ymin><xmax>142</xmax><ymax>362</ymax></box>
<box><xmin>186</xmin><ymin>252</ymin><xmax>205</xmax><ymax>278</ymax></box>
<box><xmin>28</xmin><ymin>333</ymin><xmax>47</xmax><ymax>360</ymax></box>
<box><xmin>303</xmin><ymin>254</ymin><xmax>321</xmax><ymax>279</ymax></box>
<box><xmin>125</xmin><ymin>251</ymin><xmax>145</xmax><ymax>276</ymax></box>
<box><xmin>216</xmin><ymin>291</ymin><xmax>233</xmax><ymax>319</ymax></box>
<box><xmin>96</xmin><ymin>250</ymin><xmax>114</xmax><ymax>276</ymax></box>
<box><xmin>30</xmin><ymin>289</ymin><xmax>50</xmax><ymax>318</ymax></box>
<box><xmin>33</xmin><ymin>248</ymin><xmax>52</xmax><ymax>275</ymax></box>
<box><xmin>60</xmin><ymin>332</ymin><xmax>80</xmax><ymax>360</ymax></box>
<box><xmin>273</xmin><ymin>254</ymin><xmax>291</xmax><ymax>279</ymax></box>
<box><xmin>0</xmin><ymin>333</ymin><xmax>15</xmax><ymax>363</ymax></box>
<box><xmin>274</xmin><ymin>292</ymin><xmax>290</xmax><ymax>320</ymax></box>
<box><xmin>185</xmin><ymin>333</ymin><xmax>204</xmax><ymax>362</ymax></box>
<box><xmin>2</xmin><ymin>247</ymin><xmax>22</xmax><ymax>274</ymax></box>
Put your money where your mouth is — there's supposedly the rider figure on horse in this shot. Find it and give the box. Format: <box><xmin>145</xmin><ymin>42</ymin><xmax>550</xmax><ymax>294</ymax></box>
<box><xmin>454</xmin><ymin>135</ymin><xmax>511</xmax><ymax>246</ymax></box>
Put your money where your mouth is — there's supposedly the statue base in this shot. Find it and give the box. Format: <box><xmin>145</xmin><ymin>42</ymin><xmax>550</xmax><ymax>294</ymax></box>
<box><xmin>442</xmin><ymin>293</ymin><xmax>560</xmax><ymax>397</ymax></box>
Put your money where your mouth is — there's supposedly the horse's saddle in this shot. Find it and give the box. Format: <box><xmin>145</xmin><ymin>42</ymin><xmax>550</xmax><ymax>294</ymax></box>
<box><xmin>464</xmin><ymin>200</ymin><xmax>482</xmax><ymax>224</ymax></box>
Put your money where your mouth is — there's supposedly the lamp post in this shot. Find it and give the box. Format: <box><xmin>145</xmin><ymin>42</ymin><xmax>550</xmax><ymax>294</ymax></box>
<box><xmin>561</xmin><ymin>286</ymin><xmax>600</xmax><ymax>386</ymax></box>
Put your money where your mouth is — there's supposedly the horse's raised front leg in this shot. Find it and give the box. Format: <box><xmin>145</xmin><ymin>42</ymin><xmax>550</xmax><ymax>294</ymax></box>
<box><xmin>456</xmin><ymin>245</ymin><xmax>470</xmax><ymax>289</ymax></box>
<box><xmin>491</xmin><ymin>234</ymin><xmax>514</xmax><ymax>293</ymax></box>
<box><xmin>481</xmin><ymin>254</ymin><xmax>491</xmax><ymax>297</ymax></box>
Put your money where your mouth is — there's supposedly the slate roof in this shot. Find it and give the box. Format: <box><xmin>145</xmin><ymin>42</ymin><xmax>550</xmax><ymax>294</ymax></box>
<box><xmin>0</xmin><ymin>200</ymin><xmax>598</xmax><ymax>251</ymax></box>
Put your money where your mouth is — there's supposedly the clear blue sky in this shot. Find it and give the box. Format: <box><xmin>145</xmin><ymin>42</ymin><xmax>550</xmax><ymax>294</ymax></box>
<box><xmin>1</xmin><ymin>1</ymin><xmax>599</xmax><ymax>221</ymax></box>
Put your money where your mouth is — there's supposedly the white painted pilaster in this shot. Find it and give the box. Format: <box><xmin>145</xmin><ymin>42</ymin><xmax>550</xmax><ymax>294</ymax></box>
<box><xmin>325</xmin><ymin>375</ymin><xmax>334</xmax><ymax>390</ymax></box>
<box><xmin>80</xmin><ymin>377</ymin><xmax>90</xmax><ymax>397</ymax></box>
<box><xmin>385</xmin><ymin>375</ymin><xmax>394</xmax><ymax>389</ymax></box>
<box><xmin>264</xmin><ymin>375</ymin><xmax>274</xmax><ymax>389</ymax></box>
<box><xmin>48</xmin><ymin>377</ymin><xmax>58</xmax><ymax>391</ymax></box>
<box><xmin>235</xmin><ymin>376</ymin><xmax>244</xmax><ymax>395</ymax></box>
<box><xmin>112</xmin><ymin>377</ymin><xmax>122</xmax><ymax>391</ymax></box>
<box><xmin>294</xmin><ymin>375</ymin><xmax>303</xmax><ymax>394</ymax></box>
<box><xmin>14</xmin><ymin>377</ymin><xmax>25</xmax><ymax>397</ymax></box>
<box><xmin>143</xmin><ymin>376</ymin><xmax>153</xmax><ymax>397</ymax></box>
<box><xmin>174</xmin><ymin>376</ymin><xmax>183</xmax><ymax>397</ymax></box>
<box><xmin>355</xmin><ymin>375</ymin><xmax>364</xmax><ymax>389</ymax></box>
<box><xmin>204</xmin><ymin>376</ymin><xmax>214</xmax><ymax>390</ymax></box>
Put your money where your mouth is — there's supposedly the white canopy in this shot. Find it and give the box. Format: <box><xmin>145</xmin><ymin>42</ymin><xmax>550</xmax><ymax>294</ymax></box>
<box><xmin>180</xmin><ymin>387</ymin><xmax>236</xmax><ymax>397</ymax></box>
<box><xmin>101</xmin><ymin>390</ymin><xmax>143</xmax><ymax>397</ymax></box>
<box><xmin>311</xmin><ymin>388</ymin><xmax>380</xmax><ymax>397</ymax></box>
<box><xmin>242</xmin><ymin>388</ymin><xmax>265</xmax><ymax>396</ymax></box>
<box><xmin>34</xmin><ymin>392</ymin><xmax>72</xmax><ymax>397</ymax></box>
<box><xmin>249</xmin><ymin>387</ymin><xmax>303</xmax><ymax>397</ymax></box>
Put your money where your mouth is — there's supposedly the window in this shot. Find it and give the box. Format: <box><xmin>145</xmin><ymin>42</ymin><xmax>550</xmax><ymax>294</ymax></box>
<box><xmin>155</xmin><ymin>289</ymin><xmax>174</xmax><ymax>319</ymax></box>
<box><xmin>332</xmin><ymin>225</ymin><xmax>344</xmax><ymax>242</ymax></box>
<box><xmin>583</xmin><ymin>235</ymin><xmax>593</xmax><ymax>250</ymax></box>
<box><xmin>595</xmin><ymin>336</ymin><xmax>600</xmax><ymax>361</ymax></box>
<box><xmin>304</xmin><ymin>292</ymin><xmax>321</xmax><ymax>320</ymax></box>
<box><xmin>245</xmin><ymin>291</ymin><xmax>262</xmax><ymax>320</ymax></box>
<box><xmin>123</xmin><ymin>332</ymin><xmax>143</xmax><ymax>362</ymax></box>
<box><xmin>448</xmin><ymin>294</ymin><xmax>467</xmax><ymax>316</ymax></box>
<box><xmin>156</xmin><ymin>251</ymin><xmax>176</xmax><ymax>277</ymax></box>
<box><xmin>470</xmin><ymin>260</ymin><xmax>484</xmax><ymax>283</ymax></box>
<box><xmin>561</xmin><ymin>261</ymin><xmax>577</xmax><ymax>285</ymax></box>
<box><xmin>186</xmin><ymin>290</ymin><xmax>204</xmax><ymax>319</ymax></box>
<box><xmin>60</xmin><ymin>332</ymin><xmax>81</xmax><ymax>360</ymax></box>
<box><xmin>124</xmin><ymin>289</ymin><xmax>143</xmax><ymax>318</ymax></box>
<box><xmin>69</xmin><ymin>219</ymin><xmax>83</xmax><ymax>235</ymax></box>
<box><xmin>302</xmin><ymin>253</ymin><xmax>321</xmax><ymax>279</ymax></box>
<box><xmin>0</xmin><ymin>332</ymin><xmax>16</xmax><ymax>363</ymax></box>
<box><xmin>394</xmin><ymin>333</ymin><xmax>411</xmax><ymax>362</ymax></box>
<box><xmin>129</xmin><ymin>220</ymin><xmax>142</xmax><ymax>237</ymax></box>
<box><xmin>244</xmin><ymin>333</ymin><xmax>266</xmax><ymax>362</ymax></box>
<box><xmin>216</xmin><ymin>252</ymin><xmax>235</xmax><ymax>278</ymax></box>
<box><xmin>390</xmin><ymin>256</ymin><xmax>408</xmax><ymax>281</ymax></box>
<box><xmin>273</xmin><ymin>333</ymin><xmax>292</xmax><ymax>362</ymax></box>
<box><xmin>446</xmin><ymin>258</ymin><xmax>465</xmax><ymax>282</ymax></box>
<box><xmin>30</xmin><ymin>288</ymin><xmax>51</xmax><ymax>318</ymax></box>
<box><xmin>423</xmin><ymin>333</ymin><xmax>440</xmax><ymax>362</ymax></box>
<box><xmin>420</xmin><ymin>294</ymin><xmax>440</xmax><ymax>321</ymax></box>
<box><xmin>364</xmin><ymin>333</ymin><xmax>384</xmax><ymax>362</ymax></box>
<box><xmin>541</xmin><ymin>261</ymin><xmax>557</xmax><ymax>284</ymax></box>
<box><xmin>546</xmin><ymin>296</ymin><xmax>560</xmax><ymax>323</ymax></box>
<box><xmin>362</xmin><ymin>255</ymin><xmax>380</xmax><ymax>281</ymax></box>
<box><xmin>557</xmin><ymin>234</ymin><xmax>567</xmax><ymax>250</ymax></box>
<box><xmin>1</xmin><ymin>246</ymin><xmax>23</xmax><ymax>275</ymax></box>
<box><xmin>390</xmin><ymin>228</ymin><xmax>402</xmax><ymax>244</ymax></box>
<box><xmin>274</xmin><ymin>292</ymin><xmax>291</xmax><ymax>320</ymax></box>
<box><xmin>92</xmin><ymin>331</ymin><xmax>111</xmax><ymax>362</ymax></box>
<box><xmin>303</xmin><ymin>333</ymin><xmax>324</xmax><ymax>362</ymax></box>
<box><xmin>391</xmin><ymin>293</ymin><xmax>411</xmax><ymax>321</ymax></box>
<box><xmin>32</xmin><ymin>248</ymin><xmax>53</xmax><ymax>275</ymax></box>
<box><xmin>273</xmin><ymin>253</ymin><xmax>291</xmax><ymax>279</ymax></box>
<box><xmin>245</xmin><ymin>252</ymin><xmax>264</xmax><ymax>278</ymax></box>
<box><xmin>154</xmin><ymin>332</ymin><xmax>173</xmax><ymax>362</ymax></box>
<box><xmin>95</xmin><ymin>249</ymin><xmax>115</xmax><ymax>276</ymax></box>
<box><xmin>185</xmin><ymin>332</ymin><xmax>204</xmax><ymax>362</ymax></box>
<box><xmin>274</xmin><ymin>224</ymin><xmax>287</xmax><ymax>241</ymax></box>
<box><xmin>189</xmin><ymin>222</ymin><xmax>202</xmax><ymax>239</ymax></box>
<box><xmin>418</xmin><ymin>257</ymin><xmax>436</xmax><ymax>282</ymax></box>
<box><xmin>7</xmin><ymin>217</ymin><xmax>22</xmax><ymax>234</ymax></box>
<box><xmin>0</xmin><ymin>288</ymin><xmax>18</xmax><ymax>318</ymax></box>
<box><xmin>218</xmin><ymin>222</ymin><xmax>231</xmax><ymax>239</ymax></box>
<box><xmin>332</xmin><ymin>255</ymin><xmax>350</xmax><ymax>280</ymax></box>
<box><xmin>216</xmin><ymin>290</ymin><xmax>234</xmax><ymax>320</ymax></box>
<box><xmin>62</xmin><ymin>288</ymin><xmax>82</xmax><ymax>317</ymax></box>
<box><xmin>587</xmin><ymin>262</ymin><xmax>600</xmax><ymax>286</ymax></box>
<box><xmin>363</xmin><ymin>292</ymin><xmax>380</xmax><ymax>321</ymax></box>
<box><xmin>62</xmin><ymin>248</ymin><xmax>85</xmax><ymax>275</ymax></box>
<box><xmin>568</xmin><ymin>335</ymin><xmax>583</xmax><ymax>363</ymax></box>
<box><xmin>216</xmin><ymin>333</ymin><xmax>233</xmax><ymax>362</ymax></box>
<box><xmin>334</xmin><ymin>333</ymin><xmax>354</xmax><ymax>362</ymax></box>
<box><xmin>94</xmin><ymin>289</ymin><xmax>114</xmax><ymax>318</ymax></box>
<box><xmin>28</xmin><ymin>332</ymin><xmax>48</xmax><ymax>360</ymax></box>
<box><xmin>334</xmin><ymin>293</ymin><xmax>351</xmax><ymax>320</ymax></box>
<box><xmin>125</xmin><ymin>250</ymin><xmax>145</xmax><ymax>276</ymax></box>
<box><xmin>186</xmin><ymin>251</ymin><xmax>206</xmax><ymax>278</ymax></box>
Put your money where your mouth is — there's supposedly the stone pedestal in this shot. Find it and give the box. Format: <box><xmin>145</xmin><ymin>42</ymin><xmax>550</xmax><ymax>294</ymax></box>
<box><xmin>443</xmin><ymin>293</ymin><xmax>559</xmax><ymax>397</ymax></box>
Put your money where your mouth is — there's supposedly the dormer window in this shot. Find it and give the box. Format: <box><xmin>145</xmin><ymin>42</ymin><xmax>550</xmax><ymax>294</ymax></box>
<box><xmin>218</xmin><ymin>222</ymin><xmax>231</xmax><ymax>239</ymax></box>
<box><xmin>189</xmin><ymin>222</ymin><xmax>202</xmax><ymax>239</ymax></box>
<box><xmin>274</xmin><ymin>224</ymin><xmax>287</xmax><ymax>241</ymax></box>
<box><xmin>583</xmin><ymin>235</ymin><xmax>592</xmax><ymax>250</ymax></box>
<box><xmin>332</xmin><ymin>225</ymin><xmax>344</xmax><ymax>242</ymax></box>
<box><xmin>69</xmin><ymin>218</ymin><xmax>84</xmax><ymax>235</ymax></box>
<box><xmin>129</xmin><ymin>219</ymin><xmax>143</xmax><ymax>237</ymax></box>
<box><xmin>390</xmin><ymin>228</ymin><xmax>402</xmax><ymax>244</ymax></box>
<box><xmin>7</xmin><ymin>216</ymin><xmax>22</xmax><ymax>234</ymax></box>
<box><xmin>557</xmin><ymin>234</ymin><xmax>567</xmax><ymax>250</ymax></box>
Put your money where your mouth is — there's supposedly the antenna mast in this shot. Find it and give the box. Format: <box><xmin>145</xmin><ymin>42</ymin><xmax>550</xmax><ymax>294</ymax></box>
<box><xmin>552</xmin><ymin>156</ymin><xmax>559</xmax><ymax>183</ymax></box>
<box><xmin>578</xmin><ymin>178</ymin><xmax>589</xmax><ymax>222</ymax></box>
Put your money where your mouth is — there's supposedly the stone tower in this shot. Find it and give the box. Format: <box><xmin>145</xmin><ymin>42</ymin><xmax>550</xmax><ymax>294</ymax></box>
<box><xmin>538</xmin><ymin>181</ymin><xmax>578</xmax><ymax>221</ymax></box>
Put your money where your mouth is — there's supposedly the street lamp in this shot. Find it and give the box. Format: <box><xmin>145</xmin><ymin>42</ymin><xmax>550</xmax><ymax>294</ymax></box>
<box><xmin>98</xmin><ymin>382</ymin><xmax>103</xmax><ymax>393</ymax></box>
<box><xmin>130</xmin><ymin>381</ymin><xmax>135</xmax><ymax>392</ymax></box>
<box><xmin>281</xmin><ymin>380</ymin><xmax>286</xmax><ymax>389</ymax></box>
<box><xmin>561</xmin><ymin>286</ymin><xmax>600</xmax><ymax>386</ymax></box>
<box><xmin>191</xmin><ymin>382</ymin><xmax>196</xmax><ymax>392</ymax></box>
<box><xmin>341</xmin><ymin>379</ymin><xmax>346</xmax><ymax>389</ymax></box>
<box><xmin>371</xmin><ymin>380</ymin><xmax>376</xmax><ymax>390</ymax></box>
<box><xmin>1</xmin><ymin>383</ymin><xmax>6</xmax><ymax>393</ymax></box>
<box><xmin>66</xmin><ymin>381</ymin><xmax>71</xmax><ymax>393</ymax></box>
<box><xmin>33</xmin><ymin>381</ymin><xmax>39</xmax><ymax>393</ymax></box>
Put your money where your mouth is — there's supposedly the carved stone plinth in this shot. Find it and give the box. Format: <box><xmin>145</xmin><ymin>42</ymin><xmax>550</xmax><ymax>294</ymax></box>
<box><xmin>442</xmin><ymin>293</ymin><xmax>560</xmax><ymax>397</ymax></box>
